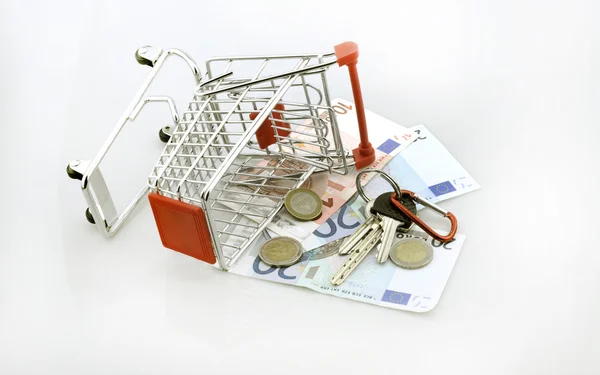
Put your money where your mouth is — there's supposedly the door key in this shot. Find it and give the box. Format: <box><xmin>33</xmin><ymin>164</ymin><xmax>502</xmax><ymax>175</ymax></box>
<box><xmin>370</xmin><ymin>192</ymin><xmax>417</xmax><ymax>263</ymax></box>
<box><xmin>338</xmin><ymin>215</ymin><xmax>381</xmax><ymax>255</ymax></box>
<box><xmin>330</xmin><ymin>224</ymin><xmax>383</xmax><ymax>286</ymax></box>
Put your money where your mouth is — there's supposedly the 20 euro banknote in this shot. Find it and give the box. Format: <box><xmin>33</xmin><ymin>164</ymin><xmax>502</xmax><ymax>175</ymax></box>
<box><xmin>229</xmin><ymin>226</ymin><xmax>466</xmax><ymax>312</ymax></box>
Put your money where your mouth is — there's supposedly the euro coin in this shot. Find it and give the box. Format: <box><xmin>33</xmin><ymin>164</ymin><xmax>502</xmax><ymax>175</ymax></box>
<box><xmin>259</xmin><ymin>237</ymin><xmax>304</xmax><ymax>267</ymax></box>
<box><xmin>389</xmin><ymin>238</ymin><xmax>434</xmax><ymax>270</ymax></box>
<box><xmin>284</xmin><ymin>188</ymin><xmax>322</xmax><ymax>221</ymax></box>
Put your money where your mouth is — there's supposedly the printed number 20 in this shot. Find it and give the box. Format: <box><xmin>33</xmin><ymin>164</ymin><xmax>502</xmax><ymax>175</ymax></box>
<box><xmin>252</xmin><ymin>257</ymin><xmax>295</xmax><ymax>280</ymax></box>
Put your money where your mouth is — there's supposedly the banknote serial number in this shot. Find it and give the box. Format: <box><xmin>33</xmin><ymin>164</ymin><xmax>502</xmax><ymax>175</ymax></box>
<box><xmin>318</xmin><ymin>285</ymin><xmax>376</xmax><ymax>300</ymax></box>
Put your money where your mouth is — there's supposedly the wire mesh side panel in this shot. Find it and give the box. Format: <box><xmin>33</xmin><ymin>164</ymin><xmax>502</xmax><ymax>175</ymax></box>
<box><xmin>207</xmin><ymin>156</ymin><xmax>315</xmax><ymax>268</ymax></box>
<box><xmin>148</xmin><ymin>89</ymin><xmax>316</xmax><ymax>269</ymax></box>
<box><xmin>148</xmin><ymin>94</ymin><xmax>226</xmax><ymax>203</ymax></box>
<box><xmin>203</xmin><ymin>52</ymin><xmax>349</xmax><ymax>175</ymax></box>
<box><xmin>149</xmin><ymin>51</ymin><xmax>351</xmax><ymax>269</ymax></box>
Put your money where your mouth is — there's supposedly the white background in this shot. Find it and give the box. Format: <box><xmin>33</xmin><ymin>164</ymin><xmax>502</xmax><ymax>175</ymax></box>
<box><xmin>2</xmin><ymin>0</ymin><xmax>599</xmax><ymax>374</ymax></box>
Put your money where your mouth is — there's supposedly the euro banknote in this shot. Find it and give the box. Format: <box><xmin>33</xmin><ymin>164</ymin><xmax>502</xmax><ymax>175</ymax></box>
<box><xmin>361</xmin><ymin>124</ymin><xmax>480</xmax><ymax>205</ymax></box>
<box><xmin>249</xmin><ymin>98</ymin><xmax>419</xmax><ymax>240</ymax></box>
<box><xmin>229</xmin><ymin>226</ymin><xmax>466</xmax><ymax>312</ymax></box>
<box><xmin>301</xmin><ymin>123</ymin><xmax>480</xmax><ymax>251</ymax></box>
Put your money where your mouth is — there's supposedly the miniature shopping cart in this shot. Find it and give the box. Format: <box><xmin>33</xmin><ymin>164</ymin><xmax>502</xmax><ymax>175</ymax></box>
<box><xmin>66</xmin><ymin>42</ymin><xmax>375</xmax><ymax>270</ymax></box>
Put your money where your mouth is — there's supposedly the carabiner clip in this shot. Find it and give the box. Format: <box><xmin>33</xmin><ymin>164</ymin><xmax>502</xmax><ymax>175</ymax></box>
<box><xmin>390</xmin><ymin>191</ymin><xmax>458</xmax><ymax>242</ymax></box>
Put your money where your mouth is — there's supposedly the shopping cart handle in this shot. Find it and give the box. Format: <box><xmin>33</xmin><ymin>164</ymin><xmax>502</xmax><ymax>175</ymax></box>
<box><xmin>66</xmin><ymin>45</ymin><xmax>203</xmax><ymax>237</ymax></box>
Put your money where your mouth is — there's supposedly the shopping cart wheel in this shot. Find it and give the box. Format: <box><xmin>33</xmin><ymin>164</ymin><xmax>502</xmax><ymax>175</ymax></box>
<box><xmin>66</xmin><ymin>164</ymin><xmax>83</xmax><ymax>180</ymax></box>
<box><xmin>159</xmin><ymin>125</ymin><xmax>172</xmax><ymax>143</ymax></box>
<box><xmin>135</xmin><ymin>46</ymin><xmax>161</xmax><ymax>68</ymax></box>
<box><xmin>85</xmin><ymin>208</ymin><xmax>95</xmax><ymax>224</ymax></box>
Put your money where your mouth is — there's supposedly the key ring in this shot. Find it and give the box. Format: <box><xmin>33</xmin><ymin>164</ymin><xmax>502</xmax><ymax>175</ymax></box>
<box><xmin>390</xmin><ymin>191</ymin><xmax>458</xmax><ymax>242</ymax></box>
<box><xmin>355</xmin><ymin>169</ymin><xmax>402</xmax><ymax>202</ymax></box>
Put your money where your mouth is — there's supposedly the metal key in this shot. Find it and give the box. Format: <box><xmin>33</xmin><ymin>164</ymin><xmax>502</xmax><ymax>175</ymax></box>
<box><xmin>338</xmin><ymin>215</ymin><xmax>381</xmax><ymax>255</ymax></box>
<box><xmin>331</xmin><ymin>224</ymin><xmax>383</xmax><ymax>286</ymax></box>
<box><xmin>370</xmin><ymin>192</ymin><xmax>417</xmax><ymax>263</ymax></box>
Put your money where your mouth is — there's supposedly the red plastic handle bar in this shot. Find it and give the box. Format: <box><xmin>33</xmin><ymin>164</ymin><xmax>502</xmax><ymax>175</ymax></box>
<box><xmin>390</xmin><ymin>191</ymin><xmax>458</xmax><ymax>243</ymax></box>
<box><xmin>334</xmin><ymin>42</ymin><xmax>375</xmax><ymax>170</ymax></box>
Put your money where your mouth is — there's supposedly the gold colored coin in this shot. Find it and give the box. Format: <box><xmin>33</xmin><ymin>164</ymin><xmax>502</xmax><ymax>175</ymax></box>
<box><xmin>390</xmin><ymin>238</ymin><xmax>434</xmax><ymax>270</ymax></box>
<box><xmin>259</xmin><ymin>237</ymin><xmax>303</xmax><ymax>267</ymax></box>
<box><xmin>284</xmin><ymin>188</ymin><xmax>322</xmax><ymax>221</ymax></box>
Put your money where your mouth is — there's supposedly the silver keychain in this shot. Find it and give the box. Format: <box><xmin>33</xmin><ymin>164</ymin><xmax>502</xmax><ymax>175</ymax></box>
<box><xmin>332</xmin><ymin>169</ymin><xmax>411</xmax><ymax>285</ymax></box>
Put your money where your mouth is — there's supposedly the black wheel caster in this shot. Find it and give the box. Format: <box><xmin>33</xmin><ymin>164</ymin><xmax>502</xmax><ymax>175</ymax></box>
<box><xmin>66</xmin><ymin>164</ymin><xmax>83</xmax><ymax>180</ymax></box>
<box><xmin>135</xmin><ymin>47</ymin><xmax>154</xmax><ymax>67</ymax></box>
<box><xmin>85</xmin><ymin>208</ymin><xmax>95</xmax><ymax>224</ymax></box>
<box><xmin>159</xmin><ymin>126</ymin><xmax>171</xmax><ymax>143</ymax></box>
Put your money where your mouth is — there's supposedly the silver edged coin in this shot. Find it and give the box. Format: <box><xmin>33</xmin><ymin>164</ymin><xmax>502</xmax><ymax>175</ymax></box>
<box><xmin>259</xmin><ymin>237</ymin><xmax>304</xmax><ymax>267</ymax></box>
<box><xmin>389</xmin><ymin>238</ymin><xmax>434</xmax><ymax>270</ymax></box>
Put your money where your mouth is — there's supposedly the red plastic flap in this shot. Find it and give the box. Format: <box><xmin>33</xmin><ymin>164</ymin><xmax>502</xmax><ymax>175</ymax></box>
<box><xmin>148</xmin><ymin>192</ymin><xmax>216</xmax><ymax>264</ymax></box>
<box><xmin>251</xmin><ymin>103</ymin><xmax>291</xmax><ymax>149</ymax></box>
